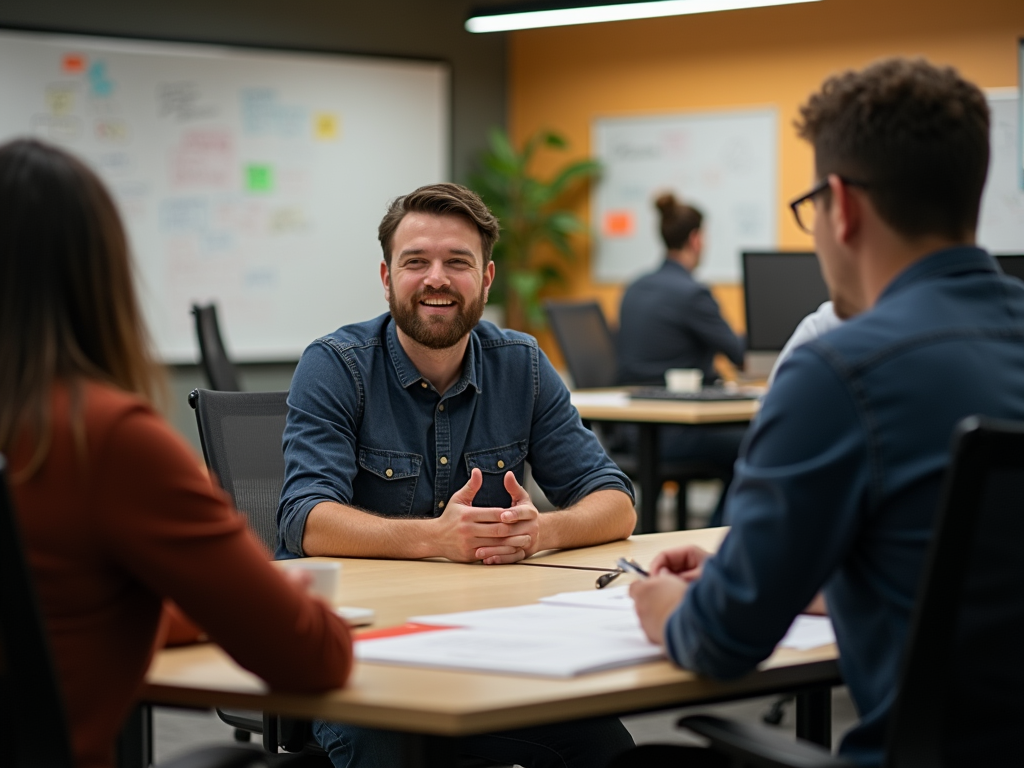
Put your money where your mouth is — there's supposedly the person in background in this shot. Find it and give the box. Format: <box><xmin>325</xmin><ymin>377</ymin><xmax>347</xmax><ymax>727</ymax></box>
<box><xmin>623</xmin><ymin>58</ymin><xmax>1024</xmax><ymax>767</ymax></box>
<box><xmin>616</xmin><ymin>193</ymin><xmax>748</xmax><ymax>524</ymax></box>
<box><xmin>0</xmin><ymin>138</ymin><xmax>353</xmax><ymax>768</ymax></box>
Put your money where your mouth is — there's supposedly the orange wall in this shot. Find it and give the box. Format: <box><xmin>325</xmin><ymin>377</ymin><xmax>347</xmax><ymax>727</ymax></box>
<box><xmin>508</xmin><ymin>0</ymin><xmax>1023</xmax><ymax>362</ymax></box>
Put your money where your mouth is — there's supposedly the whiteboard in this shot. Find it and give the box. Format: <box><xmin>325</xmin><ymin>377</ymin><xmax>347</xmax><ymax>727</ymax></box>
<box><xmin>0</xmin><ymin>29</ymin><xmax>449</xmax><ymax>362</ymax></box>
<box><xmin>592</xmin><ymin>108</ymin><xmax>778</xmax><ymax>283</ymax></box>
<box><xmin>977</xmin><ymin>91</ymin><xmax>1024</xmax><ymax>253</ymax></box>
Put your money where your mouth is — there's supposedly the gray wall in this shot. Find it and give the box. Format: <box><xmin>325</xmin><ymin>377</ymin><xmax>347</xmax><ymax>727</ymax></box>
<box><xmin>0</xmin><ymin>0</ymin><xmax>509</xmax><ymax>448</ymax></box>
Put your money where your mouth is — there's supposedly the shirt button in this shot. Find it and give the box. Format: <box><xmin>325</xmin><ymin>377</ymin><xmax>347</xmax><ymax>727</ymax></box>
<box><xmin>497</xmin><ymin>460</ymin><xmax>505</xmax><ymax>469</ymax></box>
<box><xmin>439</xmin><ymin>456</ymin><xmax>448</xmax><ymax>465</ymax></box>
<box><xmin>421</xmin><ymin>382</ymin><xmax>428</xmax><ymax>388</ymax></box>
<box><xmin>385</xmin><ymin>468</ymin><xmax>394</xmax><ymax>478</ymax></box>
<box><xmin>438</xmin><ymin>404</ymin><xmax>445</xmax><ymax>412</ymax></box>
<box><xmin>438</xmin><ymin>501</ymin><xmax>445</xmax><ymax>509</ymax></box>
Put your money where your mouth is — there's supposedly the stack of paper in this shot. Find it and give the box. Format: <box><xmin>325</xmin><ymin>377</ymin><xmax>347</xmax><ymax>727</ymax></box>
<box><xmin>354</xmin><ymin>586</ymin><xmax>836</xmax><ymax>678</ymax></box>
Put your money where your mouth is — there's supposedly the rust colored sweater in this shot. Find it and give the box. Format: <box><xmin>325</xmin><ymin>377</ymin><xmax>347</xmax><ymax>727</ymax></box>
<box><xmin>10</xmin><ymin>382</ymin><xmax>353</xmax><ymax>768</ymax></box>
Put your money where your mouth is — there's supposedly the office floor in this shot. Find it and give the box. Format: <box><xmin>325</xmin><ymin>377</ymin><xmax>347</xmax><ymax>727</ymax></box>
<box><xmin>153</xmin><ymin>688</ymin><xmax>859</xmax><ymax>763</ymax></box>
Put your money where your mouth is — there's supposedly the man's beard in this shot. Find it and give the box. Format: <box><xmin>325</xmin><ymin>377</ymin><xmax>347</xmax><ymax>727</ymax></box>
<box><xmin>389</xmin><ymin>285</ymin><xmax>486</xmax><ymax>350</ymax></box>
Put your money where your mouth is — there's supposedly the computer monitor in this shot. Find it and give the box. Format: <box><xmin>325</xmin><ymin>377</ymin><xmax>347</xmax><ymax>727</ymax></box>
<box><xmin>995</xmin><ymin>254</ymin><xmax>1024</xmax><ymax>283</ymax></box>
<box><xmin>742</xmin><ymin>250</ymin><xmax>829</xmax><ymax>351</ymax></box>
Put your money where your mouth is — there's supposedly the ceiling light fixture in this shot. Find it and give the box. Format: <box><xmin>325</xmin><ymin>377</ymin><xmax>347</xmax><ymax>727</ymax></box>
<box><xmin>466</xmin><ymin>0</ymin><xmax>822</xmax><ymax>33</ymax></box>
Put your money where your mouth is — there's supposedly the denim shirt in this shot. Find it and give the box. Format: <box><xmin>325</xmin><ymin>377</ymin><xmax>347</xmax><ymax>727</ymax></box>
<box><xmin>276</xmin><ymin>314</ymin><xmax>633</xmax><ymax>559</ymax></box>
<box><xmin>662</xmin><ymin>247</ymin><xmax>1024</xmax><ymax>766</ymax></box>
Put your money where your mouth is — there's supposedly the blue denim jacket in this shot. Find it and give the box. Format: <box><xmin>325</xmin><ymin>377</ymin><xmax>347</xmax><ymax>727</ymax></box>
<box><xmin>276</xmin><ymin>314</ymin><xmax>633</xmax><ymax>559</ymax></box>
<box><xmin>663</xmin><ymin>247</ymin><xmax>1024</xmax><ymax>766</ymax></box>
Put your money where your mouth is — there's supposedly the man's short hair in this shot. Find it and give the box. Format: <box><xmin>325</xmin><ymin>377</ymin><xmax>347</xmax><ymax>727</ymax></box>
<box><xmin>796</xmin><ymin>58</ymin><xmax>990</xmax><ymax>242</ymax></box>
<box><xmin>378</xmin><ymin>182</ymin><xmax>500</xmax><ymax>268</ymax></box>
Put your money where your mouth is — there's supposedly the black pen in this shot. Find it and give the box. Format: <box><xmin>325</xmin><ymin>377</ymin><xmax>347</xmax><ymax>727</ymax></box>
<box><xmin>616</xmin><ymin>557</ymin><xmax>650</xmax><ymax>578</ymax></box>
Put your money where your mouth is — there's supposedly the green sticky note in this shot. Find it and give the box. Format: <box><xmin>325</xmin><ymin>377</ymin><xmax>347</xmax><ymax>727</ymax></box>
<box><xmin>245</xmin><ymin>164</ymin><xmax>273</xmax><ymax>192</ymax></box>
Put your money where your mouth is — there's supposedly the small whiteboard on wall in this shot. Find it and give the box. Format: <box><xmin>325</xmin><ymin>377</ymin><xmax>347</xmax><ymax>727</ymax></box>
<box><xmin>977</xmin><ymin>90</ymin><xmax>1024</xmax><ymax>252</ymax></box>
<box><xmin>0</xmin><ymin>29</ymin><xmax>449</xmax><ymax>362</ymax></box>
<box><xmin>592</xmin><ymin>108</ymin><xmax>777</xmax><ymax>284</ymax></box>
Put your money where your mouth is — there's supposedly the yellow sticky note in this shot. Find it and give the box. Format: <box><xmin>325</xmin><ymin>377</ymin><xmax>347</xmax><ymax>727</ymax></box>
<box><xmin>314</xmin><ymin>113</ymin><xmax>340</xmax><ymax>141</ymax></box>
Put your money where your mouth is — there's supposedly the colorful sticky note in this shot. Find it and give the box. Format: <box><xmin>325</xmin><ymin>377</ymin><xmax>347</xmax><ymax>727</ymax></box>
<box><xmin>245</xmin><ymin>164</ymin><xmax>274</xmax><ymax>193</ymax></box>
<box><xmin>603</xmin><ymin>210</ymin><xmax>635</xmax><ymax>238</ymax></box>
<box><xmin>314</xmin><ymin>112</ymin><xmax>340</xmax><ymax>140</ymax></box>
<box><xmin>62</xmin><ymin>53</ymin><xmax>86</xmax><ymax>74</ymax></box>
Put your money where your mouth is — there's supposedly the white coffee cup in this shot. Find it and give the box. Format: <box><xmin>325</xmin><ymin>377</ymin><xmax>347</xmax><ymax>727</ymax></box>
<box><xmin>280</xmin><ymin>560</ymin><xmax>341</xmax><ymax>604</ymax></box>
<box><xmin>665</xmin><ymin>368</ymin><xmax>703</xmax><ymax>394</ymax></box>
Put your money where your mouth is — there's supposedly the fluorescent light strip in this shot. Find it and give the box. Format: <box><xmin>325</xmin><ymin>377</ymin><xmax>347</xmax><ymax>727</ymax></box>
<box><xmin>466</xmin><ymin>0</ymin><xmax>821</xmax><ymax>33</ymax></box>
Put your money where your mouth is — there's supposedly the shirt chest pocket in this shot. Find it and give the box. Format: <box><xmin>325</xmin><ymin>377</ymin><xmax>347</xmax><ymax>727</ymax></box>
<box><xmin>356</xmin><ymin>448</ymin><xmax>422</xmax><ymax>517</ymax></box>
<box><xmin>464</xmin><ymin>441</ymin><xmax>528</xmax><ymax>508</ymax></box>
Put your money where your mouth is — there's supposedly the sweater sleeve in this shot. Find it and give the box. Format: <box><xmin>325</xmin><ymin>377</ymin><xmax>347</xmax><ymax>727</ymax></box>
<box><xmin>93</xmin><ymin>405</ymin><xmax>353</xmax><ymax>693</ymax></box>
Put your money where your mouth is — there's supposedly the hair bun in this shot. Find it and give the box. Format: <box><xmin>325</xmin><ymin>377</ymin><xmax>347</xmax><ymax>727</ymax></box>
<box><xmin>654</xmin><ymin>192</ymin><xmax>679</xmax><ymax>215</ymax></box>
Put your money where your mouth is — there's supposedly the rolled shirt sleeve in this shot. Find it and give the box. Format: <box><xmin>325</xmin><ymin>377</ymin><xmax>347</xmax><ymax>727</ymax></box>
<box><xmin>277</xmin><ymin>340</ymin><xmax>363</xmax><ymax>558</ymax></box>
<box><xmin>527</xmin><ymin>347</ymin><xmax>635</xmax><ymax>508</ymax></box>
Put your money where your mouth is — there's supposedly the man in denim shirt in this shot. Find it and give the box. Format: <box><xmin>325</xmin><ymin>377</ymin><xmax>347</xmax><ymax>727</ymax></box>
<box><xmin>278</xmin><ymin>183</ymin><xmax>637</xmax><ymax>768</ymax></box>
<box><xmin>622</xmin><ymin>60</ymin><xmax>1024</xmax><ymax>768</ymax></box>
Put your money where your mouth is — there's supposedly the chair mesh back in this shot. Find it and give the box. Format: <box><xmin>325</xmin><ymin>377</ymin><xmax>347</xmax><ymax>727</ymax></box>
<box><xmin>192</xmin><ymin>304</ymin><xmax>243</xmax><ymax>392</ymax></box>
<box><xmin>191</xmin><ymin>390</ymin><xmax>289</xmax><ymax>553</ymax></box>
<box><xmin>886</xmin><ymin>417</ymin><xmax>1024</xmax><ymax>768</ymax></box>
<box><xmin>544</xmin><ymin>301</ymin><xmax>618</xmax><ymax>389</ymax></box>
<box><xmin>0</xmin><ymin>457</ymin><xmax>75</xmax><ymax>768</ymax></box>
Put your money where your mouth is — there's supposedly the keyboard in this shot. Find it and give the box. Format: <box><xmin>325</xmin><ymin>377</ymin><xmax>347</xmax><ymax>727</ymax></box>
<box><xmin>629</xmin><ymin>387</ymin><xmax>760</xmax><ymax>402</ymax></box>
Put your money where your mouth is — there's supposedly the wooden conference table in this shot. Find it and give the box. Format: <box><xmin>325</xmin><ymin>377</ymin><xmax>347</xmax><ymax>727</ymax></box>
<box><xmin>141</xmin><ymin>529</ymin><xmax>840</xmax><ymax>767</ymax></box>
<box><xmin>570</xmin><ymin>391</ymin><xmax>761</xmax><ymax>533</ymax></box>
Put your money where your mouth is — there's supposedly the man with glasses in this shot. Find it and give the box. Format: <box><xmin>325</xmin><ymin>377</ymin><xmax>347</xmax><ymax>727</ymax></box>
<box><xmin>622</xmin><ymin>58</ymin><xmax>1024</xmax><ymax>767</ymax></box>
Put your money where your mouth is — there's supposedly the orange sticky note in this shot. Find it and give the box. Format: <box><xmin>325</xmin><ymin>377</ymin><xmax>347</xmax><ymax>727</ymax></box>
<box><xmin>62</xmin><ymin>54</ymin><xmax>86</xmax><ymax>74</ymax></box>
<box><xmin>603</xmin><ymin>210</ymin><xmax>635</xmax><ymax>238</ymax></box>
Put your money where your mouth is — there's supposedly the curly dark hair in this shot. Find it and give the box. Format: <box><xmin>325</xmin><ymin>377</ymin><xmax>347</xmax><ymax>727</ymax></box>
<box><xmin>796</xmin><ymin>58</ymin><xmax>989</xmax><ymax>241</ymax></box>
<box><xmin>378</xmin><ymin>182</ymin><xmax>500</xmax><ymax>268</ymax></box>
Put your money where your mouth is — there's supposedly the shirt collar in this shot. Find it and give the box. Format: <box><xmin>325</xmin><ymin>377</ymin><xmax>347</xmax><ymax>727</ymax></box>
<box><xmin>661</xmin><ymin>258</ymin><xmax>692</xmax><ymax>276</ymax></box>
<box><xmin>385</xmin><ymin>315</ymin><xmax>483</xmax><ymax>395</ymax></box>
<box><xmin>877</xmin><ymin>246</ymin><xmax>997</xmax><ymax>305</ymax></box>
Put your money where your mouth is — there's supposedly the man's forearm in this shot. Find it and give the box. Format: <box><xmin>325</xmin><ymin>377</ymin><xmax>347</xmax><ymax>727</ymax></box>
<box><xmin>537</xmin><ymin>489</ymin><xmax>636</xmax><ymax>552</ymax></box>
<box><xmin>302</xmin><ymin>501</ymin><xmax>437</xmax><ymax>559</ymax></box>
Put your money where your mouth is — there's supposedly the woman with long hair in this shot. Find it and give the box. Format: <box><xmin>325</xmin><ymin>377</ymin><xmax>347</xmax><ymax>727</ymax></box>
<box><xmin>0</xmin><ymin>138</ymin><xmax>352</xmax><ymax>768</ymax></box>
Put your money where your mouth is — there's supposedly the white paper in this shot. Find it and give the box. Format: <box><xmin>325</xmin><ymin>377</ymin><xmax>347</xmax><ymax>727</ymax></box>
<box><xmin>538</xmin><ymin>585</ymin><xmax>635</xmax><ymax>611</ymax></box>
<box><xmin>569</xmin><ymin>391</ymin><xmax>631</xmax><ymax>408</ymax></box>
<box><xmin>779</xmin><ymin>615</ymin><xmax>835</xmax><ymax>650</ymax></box>
<box><xmin>410</xmin><ymin>603</ymin><xmax>644</xmax><ymax>638</ymax></box>
<box><xmin>355</xmin><ymin>627</ymin><xmax>664</xmax><ymax>678</ymax></box>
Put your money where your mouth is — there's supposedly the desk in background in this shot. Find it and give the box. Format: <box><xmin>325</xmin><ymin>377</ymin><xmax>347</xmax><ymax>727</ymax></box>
<box><xmin>571</xmin><ymin>392</ymin><xmax>760</xmax><ymax>533</ymax></box>
<box><xmin>142</xmin><ymin>530</ymin><xmax>838</xmax><ymax>767</ymax></box>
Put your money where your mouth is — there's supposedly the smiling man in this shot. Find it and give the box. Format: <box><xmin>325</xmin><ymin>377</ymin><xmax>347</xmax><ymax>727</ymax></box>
<box><xmin>277</xmin><ymin>182</ymin><xmax>637</xmax><ymax>768</ymax></box>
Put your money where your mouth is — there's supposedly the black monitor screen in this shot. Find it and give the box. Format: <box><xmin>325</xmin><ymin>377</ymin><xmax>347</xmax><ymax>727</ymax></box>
<box><xmin>996</xmin><ymin>255</ymin><xmax>1024</xmax><ymax>283</ymax></box>
<box><xmin>743</xmin><ymin>251</ymin><xmax>830</xmax><ymax>352</ymax></box>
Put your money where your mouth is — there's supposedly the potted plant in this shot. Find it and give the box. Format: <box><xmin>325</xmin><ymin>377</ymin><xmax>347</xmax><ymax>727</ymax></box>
<box><xmin>468</xmin><ymin>128</ymin><xmax>601</xmax><ymax>330</ymax></box>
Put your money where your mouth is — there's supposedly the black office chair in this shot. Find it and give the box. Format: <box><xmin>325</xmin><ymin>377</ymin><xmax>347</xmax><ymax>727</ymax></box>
<box><xmin>658</xmin><ymin>416</ymin><xmax>1024</xmax><ymax>767</ymax></box>
<box><xmin>544</xmin><ymin>300</ymin><xmax>730</xmax><ymax>528</ymax></box>
<box><xmin>0</xmin><ymin>455</ymin><xmax>271</xmax><ymax>768</ymax></box>
<box><xmin>189</xmin><ymin>388</ymin><xmax>288</xmax><ymax>553</ymax></box>
<box><xmin>192</xmin><ymin>303</ymin><xmax>243</xmax><ymax>392</ymax></box>
<box><xmin>187</xmin><ymin>388</ymin><xmax>314</xmax><ymax>751</ymax></box>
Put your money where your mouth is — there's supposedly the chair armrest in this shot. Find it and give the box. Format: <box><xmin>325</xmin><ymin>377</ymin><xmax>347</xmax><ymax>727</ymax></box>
<box><xmin>677</xmin><ymin>715</ymin><xmax>854</xmax><ymax>768</ymax></box>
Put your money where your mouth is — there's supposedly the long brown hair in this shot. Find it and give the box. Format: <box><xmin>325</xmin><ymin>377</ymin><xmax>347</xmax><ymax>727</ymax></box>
<box><xmin>0</xmin><ymin>139</ymin><xmax>164</xmax><ymax>480</ymax></box>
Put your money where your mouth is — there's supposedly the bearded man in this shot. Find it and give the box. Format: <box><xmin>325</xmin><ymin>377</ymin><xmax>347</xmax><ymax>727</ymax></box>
<box><xmin>276</xmin><ymin>182</ymin><xmax>637</xmax><ymax>768</ymax></box>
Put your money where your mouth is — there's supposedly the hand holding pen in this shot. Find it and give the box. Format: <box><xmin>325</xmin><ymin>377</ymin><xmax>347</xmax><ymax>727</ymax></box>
<box><xmin>595</xmin><ymin>557</ymin><xmax>650</xmax><ymax>589</ymax></box>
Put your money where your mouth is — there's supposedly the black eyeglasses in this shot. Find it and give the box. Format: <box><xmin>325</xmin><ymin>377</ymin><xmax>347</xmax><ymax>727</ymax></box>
<box><xmin>789</xmin><ymin>176</ymin><xmax>869</xmax><ymax>234</ymax></box>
